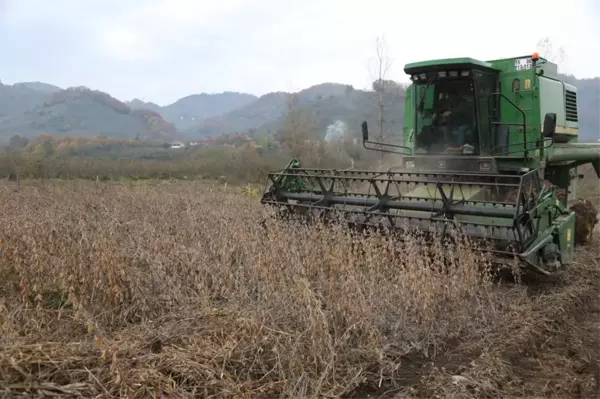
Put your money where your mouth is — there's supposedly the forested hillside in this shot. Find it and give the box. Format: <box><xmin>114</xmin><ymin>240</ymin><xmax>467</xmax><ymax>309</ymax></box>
<box><xmin>183</xmin><ymin>82</ymin><xmax>407</xmax><ymax>142</ymax></box>
<box><xmin>127</xmin><ymin>92</ymin><xmax>258</xmax><ymax>131</ymax></box>
<box><xmin>0</xmin><ymin>83</ymin><xmax>177</xmax><ymax>141</ymax></box>
<box><xmin>0</xmin><ymin>72</ymin><xmax>597</xmax><ymax>143</ymax></box>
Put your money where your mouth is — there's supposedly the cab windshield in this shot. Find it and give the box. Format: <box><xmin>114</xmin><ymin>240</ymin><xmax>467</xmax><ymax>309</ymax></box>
<box><xmin>414</xmin><ymin>76</ymin><xmax>478</xmax><ymax>155</ymax></box>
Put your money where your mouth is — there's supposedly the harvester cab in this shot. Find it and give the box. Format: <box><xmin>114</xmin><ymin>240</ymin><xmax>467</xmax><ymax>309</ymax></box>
<box><xmin>261</xmin><ymin>52</ymin><xmax>600</xmax><ymax>275</ymax></box>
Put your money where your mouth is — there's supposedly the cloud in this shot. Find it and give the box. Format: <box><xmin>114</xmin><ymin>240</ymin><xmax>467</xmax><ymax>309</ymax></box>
<box><xmin>93</xmin><ymin>0</ymin><xmax>254</xmax><ymax>61</ymax></box>
<box><xmin>0</xmin><ymin>0</ymin><xmax>598</xmax><ymax>105</ymax></box>
<box><xmin>97</xmin><ymin>27</ymin><xmax>158</xmax><ymax>62</ymax></box>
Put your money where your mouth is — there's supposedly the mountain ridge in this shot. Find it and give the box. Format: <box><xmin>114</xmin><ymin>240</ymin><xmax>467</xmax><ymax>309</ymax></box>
<box><xmin>127</xmin><ymin>91</ymin><xmax>259</xmax><ymax>131</ymax></box>
<box><xmin>0</xmin><ymin>83</ymin><xmax>177</xmax><ymax>141</ymax></box>
<box><xmin>1</xmin><ymin>74</ymin><xmax>598</xmax><ymax>143</ymax></box>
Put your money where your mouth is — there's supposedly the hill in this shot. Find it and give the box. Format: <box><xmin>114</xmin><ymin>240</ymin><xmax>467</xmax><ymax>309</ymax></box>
<box><xmin>183</xmin><ymin>91</ymin><xmax>288</xmax><ymax>137</ymax></box>
<box><xmin>0</xmin><ymin>81</ymin><xmax>48</xmax><ymax>119</ymax></box>
<box><xmin>12</xmin><ymin>82</ymin><xmax>62</xmax><ymax>94</ymax></box>
<box><xmin>562</xmin><ymin>75</ymin><xmax>600</xmax><ymax>142</ymax></box>
<box><xmin>128</xmin><ymin>92</ymin><xmax>258</xmax><ymax>131</ymax></box>
<box><xmin>127</xmin><ymin>99</ymin><xmax>162</xmax><ymax>113</ymax></box>
<box><xmin>182</xmin><ymin>82</ymin><xmax>407</xmax><ymax>142</ymax></box>
<box><xmin>0</xmin><ymin>84</ymin><xmax>177</xmax><ymax>141</ymax></box>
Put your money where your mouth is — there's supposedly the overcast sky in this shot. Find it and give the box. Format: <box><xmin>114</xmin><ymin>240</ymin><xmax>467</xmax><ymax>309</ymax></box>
<box><xmin>1</xmin><ymin>0</ymin><xmax>599</xmax><ymax>105</ymax></box>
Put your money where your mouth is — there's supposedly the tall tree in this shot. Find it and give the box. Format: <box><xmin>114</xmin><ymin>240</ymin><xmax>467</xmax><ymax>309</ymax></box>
<box><xmin>368</xmin><ymin>35</ymin><xmax>393</xmax><ymax>166</ymax></box>
<box><xmin>276</xmin><ymin>93</ymin><xmax>316</xmax><ymax>160</ymax></box>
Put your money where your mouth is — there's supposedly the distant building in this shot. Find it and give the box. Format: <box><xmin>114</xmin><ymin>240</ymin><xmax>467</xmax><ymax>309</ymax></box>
<box><xmin>169</xmin><ymin>140</ymin><xmax>185</xmax><ymax>149</ymax></box>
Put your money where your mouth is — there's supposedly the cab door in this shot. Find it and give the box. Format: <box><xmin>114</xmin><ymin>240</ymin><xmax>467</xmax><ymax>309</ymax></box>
<box><xmin>473</xmin><ymin>69</ymin><xmax>499</xmax><ymax>156</ymax></box>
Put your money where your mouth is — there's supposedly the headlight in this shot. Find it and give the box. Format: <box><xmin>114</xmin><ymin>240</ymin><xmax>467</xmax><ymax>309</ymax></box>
<box><xmin>405</xmin><ymin>161</ymin><xmax>415</xmax><ymax>169</ymax></box>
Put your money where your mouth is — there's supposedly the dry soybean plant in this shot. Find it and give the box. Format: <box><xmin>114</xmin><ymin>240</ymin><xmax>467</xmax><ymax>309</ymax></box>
<box><xmin>0</xmin><ymin>180</ymin><xmax>598</xmax><ymax>398</ymax></box>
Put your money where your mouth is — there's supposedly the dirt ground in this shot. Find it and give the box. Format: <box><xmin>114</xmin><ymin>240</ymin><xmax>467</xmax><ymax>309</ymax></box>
<box><xmin>354</xmin><ymin>241</ymin><xmax>600</xmax><ymax>399</ymax></box>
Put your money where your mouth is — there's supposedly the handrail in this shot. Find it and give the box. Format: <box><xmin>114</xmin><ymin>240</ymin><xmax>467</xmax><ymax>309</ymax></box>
<box><xmin>492</xmin><ymin>138</ymin><xmax>554</xmax><ymax>156</ymax></box>
<box><xmin>487</xmin><ymin>92</ymin><xmax>528</xmax><ymax>158</ymax></box>
<box><xmin>363</xmin><ymin>139</ymin><xmax>413</xmax><ymax>156</ymax></box>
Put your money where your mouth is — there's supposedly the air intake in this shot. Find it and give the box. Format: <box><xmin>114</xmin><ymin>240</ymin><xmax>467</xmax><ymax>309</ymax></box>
<box><xmin>565</xmin><ymin>90</ymin><xmax>578</xmax><ymax>122</ymax></box>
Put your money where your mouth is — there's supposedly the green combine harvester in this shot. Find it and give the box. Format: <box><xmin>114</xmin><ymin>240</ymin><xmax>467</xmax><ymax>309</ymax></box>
<box><xmin>261</xmin><ymin>52</ymin><xmax>600</xmax><ymax>275</ymax></box>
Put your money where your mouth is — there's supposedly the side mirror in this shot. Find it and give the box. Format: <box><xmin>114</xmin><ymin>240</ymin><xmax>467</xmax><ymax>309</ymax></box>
<box><xmin>361</xmin><ymin>121</ymin><xmax>369</xmax><ymax>141</ymax></box>
<box><xmin>543</xmin><ymin>112</ymin><xmax>556</xmax><ymax>138</ymax></box>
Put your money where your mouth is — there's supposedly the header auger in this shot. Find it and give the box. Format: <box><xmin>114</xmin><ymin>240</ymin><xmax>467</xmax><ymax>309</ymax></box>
<box><xmin>261</xmin><ymin>52</ymin><xmax>600</xmax><ymax>275</ymax></box>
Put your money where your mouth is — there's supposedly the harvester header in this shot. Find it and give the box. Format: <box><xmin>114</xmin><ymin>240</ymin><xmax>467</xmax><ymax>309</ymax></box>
<box><xmin>261</xmin><ymin>52</ymin><xmax>600</xmax><ymax>275</ymax></box>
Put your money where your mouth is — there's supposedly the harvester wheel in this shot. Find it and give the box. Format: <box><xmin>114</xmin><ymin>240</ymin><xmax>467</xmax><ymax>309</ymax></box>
<box><xmin>569</xmin><ymin>199</ymin><xmax>599</xmax><ymax>245</ymax></box>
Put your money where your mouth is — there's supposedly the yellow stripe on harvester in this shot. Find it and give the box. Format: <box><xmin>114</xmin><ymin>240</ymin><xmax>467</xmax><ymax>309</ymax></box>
<box><xmin>541</xmin><ymin>125</ymin><xmax>578</xmax><ymax>135</ymax></box>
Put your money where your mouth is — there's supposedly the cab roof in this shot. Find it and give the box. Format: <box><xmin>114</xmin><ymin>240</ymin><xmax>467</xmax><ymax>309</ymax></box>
<box><xmin>404</xmin><ymin>57</ymin><xmax>500</xmax><ymax>75</ymax></box>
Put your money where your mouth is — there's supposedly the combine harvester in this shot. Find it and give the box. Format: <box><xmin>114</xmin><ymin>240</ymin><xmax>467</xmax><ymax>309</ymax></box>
<box><xmin>261</xmin><ymin>53</ymin><xmax>600</xmax><ymax>275</ymax></box>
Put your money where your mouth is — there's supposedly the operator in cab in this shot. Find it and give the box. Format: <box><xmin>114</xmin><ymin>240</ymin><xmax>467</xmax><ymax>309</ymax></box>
<box><xmin>450</xmin><ymin>92</ymin><xmax>475</xmax><ymax>144</ymax></box>
<box><xmin>415</xmin><ymin>86</ymin><xmax>477</xmax><ymax>155</ymax></box>
<box><xmin>438</xmin><ymin>91</ymin><xmax>476</xmax><ymax>153</ymax></box>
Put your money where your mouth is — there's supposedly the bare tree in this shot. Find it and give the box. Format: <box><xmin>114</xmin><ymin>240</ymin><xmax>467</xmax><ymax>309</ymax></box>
<box><xmin>536</xmin><ymin>37</ymin><xmax>567</xmax><ymax>70</ymax></box>
<box><xmin>368</xmin><ymin>35</ymin><xmax>393</xmax><ymax>166</ymax></box>
<box><xmin>276</xmin><ymin>93</ymin><xmax>316</xmax><ymax>161</ymax></box>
